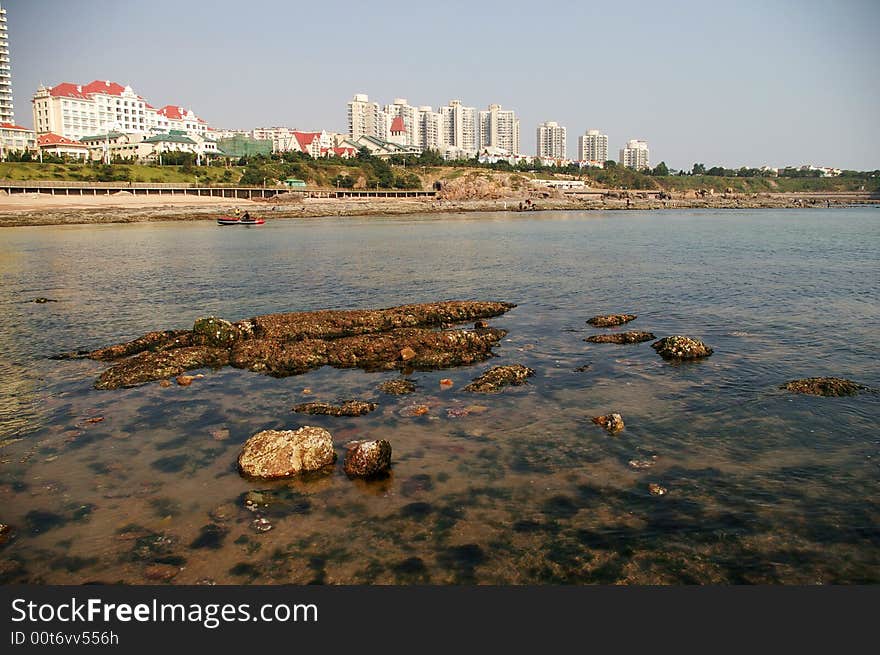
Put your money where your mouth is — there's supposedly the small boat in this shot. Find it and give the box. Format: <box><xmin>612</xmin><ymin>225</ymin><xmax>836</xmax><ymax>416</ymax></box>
<box><xmin>217</xmin><ymin>216</ymin><xmax>265</xmax><ymax>226</ymax></box>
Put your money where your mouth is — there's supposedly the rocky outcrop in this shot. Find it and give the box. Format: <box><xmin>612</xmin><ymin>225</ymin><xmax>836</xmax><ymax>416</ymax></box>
<box><xmin>293</xmin><ymin>400</ymin><xmax>377</xmax><ymax>416</ymax></box>
<box><xmin>343</xmin><ymin>440</ymin><xmax>392</xmax><ymax>477</ymax></box>
<box><xmin>192</xmin><ymin>316</ymin><xmax>242</xmax><ymax>348</ymax></box>
<box><xmin>463</xmin><ymin>364</ymin><xmax>535</xmax><ymax>393</ymax></box>
<box><xmin>782</xmin><ymin>377</ymin><xmax>868</xmax><ymax>397</ymax></box>
<box><xmin>379</xmin><ymin>379</ymin><xmax>416</xmax><ymax>395</ymax></box>
<box><xmin>587</xmin><ymin>314</ymin><xmax>636</xmax><ymax>327</ymax></box>
<box><xmin>238</xmin><ymin>427</ymin><xmax>336</xmax><ymax>480</ymax></box>
<box><xmin>592</xmin><ymin>413</ymin><xmax>625</xmax><ymax>433</ymax></box>
<box><xmin>651</xmin><ymin>336</ymin><xmax>713</xmax><ymax>360</ymax></box>
<box><xmin>585</xmin><ymin>331</ymin><xmax>655</xmax><ymax>344</ymax></box>
<box><xmin>95</xmin><ymin>347</ymin><xmax>229</xmax><ymax>390</ymax></box>
<box><xmin>85</xmin><ymin>301</ymin><xmax>515</xmax><ymax>389</ymax></box>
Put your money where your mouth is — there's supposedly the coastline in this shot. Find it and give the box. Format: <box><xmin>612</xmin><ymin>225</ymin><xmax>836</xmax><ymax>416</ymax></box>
<box><xmin>0</xmin><ymin>190</ymin><xmax>876</xmax><ymax>227</ymax></box>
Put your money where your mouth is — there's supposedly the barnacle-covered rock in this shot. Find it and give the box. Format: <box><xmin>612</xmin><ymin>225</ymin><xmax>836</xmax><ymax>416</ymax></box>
<box><xmin>585</xmin><ymin>331</ymin><xmax>655</xmax><ymax>344</ymax></box>
<box><xmin>463</xmin><ymin>364</ymin><xmax>535</xmax><ymax>393</ymax></box>
<box><xmin>343</xmin><ymin>440</ymin><xmax>392</xmax><ymax>477</ymax></box>
<box><xmin>238</xmin><ymin>427</ymin><xmax>336</xmax><ymax>480</ymax></box>
<box><xmin>379</xmin><ymin>379</ymin><xmax>417</xmax><ymax>395</ymax></box>
<box><xmin>781</xmin><ymin>377</ymin><xmax>867</xmax><ymax>397</ymax></box>
<box><xmin>592</xmin><ymin>413</ymin><xmax>625</xmax><ymax>433</ymax></box>
<box><xmin>651</xmin><ymin>336</ymin><xmax>713</xmax><ymax>360</ymax></box>
<box><xmin>293</xmin><ymin>400</ymin><xmax>377</xmax><ymax>416</ymax></box>
<box><xmin>587</xmin><ymin>314</ymin><xmax>637</xmax><ymax>327</ymax></box>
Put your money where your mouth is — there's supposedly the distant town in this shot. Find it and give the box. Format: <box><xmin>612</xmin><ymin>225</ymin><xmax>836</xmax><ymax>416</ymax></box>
<box><xmin>0</xmin><ymin>3</ymin><xmax>850</xmax><ymax>178</ymax></box>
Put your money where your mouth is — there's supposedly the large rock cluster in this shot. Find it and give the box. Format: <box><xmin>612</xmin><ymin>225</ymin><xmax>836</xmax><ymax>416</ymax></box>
<box><xmin>86</xmin><ymin>301</ymin><xmax>515</xmax><ymax>389</ymax></box>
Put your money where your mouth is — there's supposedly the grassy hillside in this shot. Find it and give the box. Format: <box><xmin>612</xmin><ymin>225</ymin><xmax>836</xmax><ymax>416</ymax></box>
<box><xmin>0</xmin><ymin>162</ymin><xmax>239</xmax><ymax>184</ymax></box>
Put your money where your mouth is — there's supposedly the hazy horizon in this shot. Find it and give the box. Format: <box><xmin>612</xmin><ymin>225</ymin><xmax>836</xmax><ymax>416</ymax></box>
<box><xmin>5</xmin><ymin>0</ymin><xmax>879</xmax><ymax>170</ymax></box>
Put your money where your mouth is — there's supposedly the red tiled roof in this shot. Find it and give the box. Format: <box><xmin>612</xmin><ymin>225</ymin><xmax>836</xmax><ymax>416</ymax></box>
<box><xmin>49</xmin><ymin>82</ymin><xmax>88</xmax><ymax>99</ymax></box>
<box><xmin>294</xmin><ymin>131</ymin><xmax>320</xmax><ymax>151</ymax></box>
<box><xmin>0</xmin><ymin>122</ymin><xmax>32</xmax><ymax>131</ymax></box>
<box><xmin>158</xmin><ymin>105</ymin><xmax>185</xmax><ymax>120</ymax></box>
<box><xmin>38</xmin><ymin>133</ymin><xmax>89</xmax><ymax>148</ymax></box>
<box><xmin>81</xmin><ymin>80</ymin><xmax>126</xmax><ymax>96</ymax></box>
<box><xmin>390</xmin><ymin>116</ymin><xmax>405</xmax><ymax>133</ymax></box>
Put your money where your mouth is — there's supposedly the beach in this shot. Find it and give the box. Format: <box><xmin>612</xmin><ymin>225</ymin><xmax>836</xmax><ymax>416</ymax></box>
<box><xmin>0</xmin><ymin>189</ymin><xmax>875</xmax><ymax>227</ymax></box>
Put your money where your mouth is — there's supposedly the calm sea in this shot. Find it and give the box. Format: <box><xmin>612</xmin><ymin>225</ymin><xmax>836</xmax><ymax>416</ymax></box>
<box><xmin>0</xmin><ymin>207</ymin><xmax>877</xmax><ymax>583</ymax></box>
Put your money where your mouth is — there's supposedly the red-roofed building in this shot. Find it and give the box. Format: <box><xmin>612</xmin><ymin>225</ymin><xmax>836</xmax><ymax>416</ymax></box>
<box><xmin>0</xmin><ymin>121</ymin><xmax>37</xmax><ymax>156</ymax></box>
<box><xmin>32</xmin><ymin>80</ymin><xmax>211</xmax><ymax>141</ymax></box>
<box><xmin>37</xmin><ymin>132</ymin><xmax>89</xmax><ymax>160</ymax></box>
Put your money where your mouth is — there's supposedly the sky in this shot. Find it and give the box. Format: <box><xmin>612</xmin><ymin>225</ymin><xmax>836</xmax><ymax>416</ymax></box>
<box><xmin>5</xmin><ymin>0</ymin><xmax>880</xmax><ymax>169</ymax></box>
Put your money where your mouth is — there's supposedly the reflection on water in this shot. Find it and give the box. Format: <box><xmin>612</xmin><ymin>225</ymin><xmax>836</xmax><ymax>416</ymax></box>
<box><xmin>0</xmin><ymin>209</ymin><xmax>878</xmax><ymax>584</ymax></box>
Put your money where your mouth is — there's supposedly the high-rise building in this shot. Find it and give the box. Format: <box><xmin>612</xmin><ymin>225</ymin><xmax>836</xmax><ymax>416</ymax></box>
<box><xmin>536</xmin><ymin>121</ymin><xmax>566</xmax><ymax>159</ymax></box>
<box><xmin>0</xmin><ymin>3</ymin><xmax>13</xmax><ymax>123</ymax></box>
<box><xmin>578</xmin><ymin>129</ymin><xmax>608</xmax><ymax>164</ymax></box>
<box><xmin>31</xmin><ymin>80</ymin><xmax>209</xmax><ymax>141</ymax></box>
<box><xmin>440</xmin><ymin>99</ymin><xmax>477</xmax><ymax>152</ymax></box>
<box><xmin>347</xmin><ymin>93</ymin><xmax>383</xmax><ymax>141</ymax></box>
<box><xmin>418</xmin><ymin>106</ymin><xmax>444</xmax><ymax>150</ymax></box>
<box><xmin>478</xmin><ymin>104</ymin><xmax>519</xmax><ymax>154</ymax></box>
<box><xmin>619</xmin><ymin>139</ymin><xmax>650</xmax><ymax>170</ymax></box>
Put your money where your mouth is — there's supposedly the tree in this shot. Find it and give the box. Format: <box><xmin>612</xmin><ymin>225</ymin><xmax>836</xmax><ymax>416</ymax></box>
<box><xmin>652</xmin><ymin>161</ymin><xmax>669</xmax><ymax>176</ymax></box>
<box><xmin>692</xmin><ymin>163</ymin><xmax>706</xmax><ymax>175</ymax></box>
<box><xmin>706</xmin><ymin>166</ymin><xmax>726</xmax><ymax>176</ymax></box>
<box><xmin>604</xmin><ymin>160</ymin><xmax>617</xmax><ymax>169</ymax></box>
<box><xmin>356</xmin><ymin>146</ymin><xmax>373</xmax><ymax>161</ymax></box>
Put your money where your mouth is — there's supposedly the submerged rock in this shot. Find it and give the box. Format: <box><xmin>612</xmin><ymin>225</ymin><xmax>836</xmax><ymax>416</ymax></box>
<box><xmin>585</xmin><ymin>331</ymin><xmax>655</xmax><ymax>344</ymax></box>
<box><xmin>782</xmin><ymin>377</ymin><xmax>868</xmax><ymax>397</ymax></box>
<box><xmin>463</xmin><ymin>364</ymin><xmax>535</xmax><ymax>393</ymax></box>
<box><xmin>32</xmin><ymin>297</ymin><xmax>57</xmax><ymax>304</ymax></box>
<box><xmin>344</xmin><ymin>440</ymin><xmax>392</xmax><ymax>477</ymax></box>
<box><xmin>238</xmin><ymin>426</ymin><xmax>336</xmax><ymax>480</ymax></box>
<box><xmin>86</xmin><ymin>302</ymin><xmax>515</xmax><ymax>389</ymax></box>
<box><xmin>648</xmin><ymin>483</ymin><xmax>667</xmax><ymax>496</ymax></box>
<box><xmin>379</xmin><ymin>379</ymin><xmax>416</xmax><ymax>395</ymax></box>
<box><xmin>587</xmin><ymin>314</ymin><xmax>637</xmax><ymax>327</ymax></box>
<box><xmin>293</xmin><ymin>400</ymin><xmax>377</xmax><ymax>416</ymax></box>
<box><xmin>651</xmin><ymin>336</ymin><xmax>713</xmax><ymax>360</ymax></box>
<box><xmin>592</xmin><ymin>413</ymin><xmax>625</xmax><ymax>434</ymax></box>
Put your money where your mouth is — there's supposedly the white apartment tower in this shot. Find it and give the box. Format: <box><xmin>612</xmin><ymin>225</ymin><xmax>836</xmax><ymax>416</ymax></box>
<box><xmin>0</xmin><ymin>4</ymin><xmax>13</xmax><ymax>123</ymax></box>
<box><xmin>619</xmin><ymin>139</ymin><xmax>650</xmax><ymax>169</ymax></box>
<box><xmin>478</xmin><ymin>104</ymin><xmax>519</xmax><ymax>154</ymax></box>
<box><xmin>347</xmin><ymin>93</ymin><xmax>383</xmax><ymax>141</ymax></box>
<box><xmin>536</xmin><ymin>121</ymin><xmax>566</xmax><ymax>159</ymax></box>
<box><xmin>440</xmin><ymin>99</ymin><xmax>477</xmax><ymax>151</ymax></box>
<box><xmin>578</xmin><ymin>129</ymin><xmax>608</xmax><ymax>164</ymax></box>
<box><xmin>418</xmin><ymin>106</ymin><xmax>444</xmax><ymax>150</ymax></box>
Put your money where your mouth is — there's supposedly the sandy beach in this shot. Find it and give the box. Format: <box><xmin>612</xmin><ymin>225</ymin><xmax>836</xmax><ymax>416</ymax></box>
<box><xmin>0</xmin><ymin>189</ymin><xmax>875</xmax><ymax>227</ymax></box>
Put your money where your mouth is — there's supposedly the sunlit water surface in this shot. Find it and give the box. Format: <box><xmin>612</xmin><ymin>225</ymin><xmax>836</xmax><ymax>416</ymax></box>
<box><xmin>0</xmin><ymin>208</ymin><xmax>877</xmax><ymax>584</ymax></box>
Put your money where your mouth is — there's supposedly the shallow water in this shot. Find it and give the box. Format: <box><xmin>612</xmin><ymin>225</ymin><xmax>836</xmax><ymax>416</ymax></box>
<box><xmin>0</xmin><ymin>208</ymin><xmax>878</xmax><ymax>584</ymax></box>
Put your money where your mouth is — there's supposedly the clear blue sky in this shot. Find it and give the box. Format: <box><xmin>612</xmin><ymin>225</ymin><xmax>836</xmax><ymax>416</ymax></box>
<box><xmin>6</xmin><ymin>0</ymin><xmax>879</xmax><ymax>169</ymax></box>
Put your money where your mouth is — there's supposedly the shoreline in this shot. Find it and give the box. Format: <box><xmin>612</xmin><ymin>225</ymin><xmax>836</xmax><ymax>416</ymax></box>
<box><xmin>0</xmin><ymin>191</ymin><xmax>876</xmax><ymax>227</ymax></box>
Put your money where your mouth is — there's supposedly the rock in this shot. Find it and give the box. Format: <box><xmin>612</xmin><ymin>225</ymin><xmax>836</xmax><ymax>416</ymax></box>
<box><xmin>592</xmin><ymin>413</ymin><xmax>625</xmax><ymax>434</ymax></box>
<box><xmin>293</xmin><ymin>400</ymin><xmax>377</xmax><ymax>416</ymax></box>
<box><xmin>32</xmin><ymin>297</ymin><xmax>57</xmax><ymax>304</ymax></box>
<box><xmin>144</xmin><ymin>564</ymin><xmax>179</xmax><ymax>581</ymax></box>
<box><xmin>474</xmin><ymin>320</ymin><xmax>490</xmax><ymax>329</ymax></box>
<box><xmin>0</xmin><ymin>523</ymin><xmax>11</xmax><ymax>546</ymax></box>
<box><xmin>159</xmin><ymin>379</ymin><xmax>172</xmax><ymax>388</ymax></box>
<box><xmin>95</xmin><ymin>346</ymin><xmax>229</xmax><ymax>390</ymax></box>
<box><xmin>573</xmin><ymin>363</ymin><xmax>592</xmax><ymax>372</ymax></box>
<box><xmin>587</xmin><ymin>314</ymin><xmax>637</xmax><ymax>327</ymax></box>
<box><xmin>209</xmin><ymin>427</ymin><xmax>230</xmax><ymax>441</ymax></box>
<box><xmin>208</xmin><ymin>503</ymin><xmax>237</xmax><ymax>523</ymax></box>
<box><xmin>628</xmin><ymin>458</ymin><xmax>657</xmax><ymax>470</ymax></box>
<box><xmin>648</xmin><ymin>483</ymin><xmax>667</xmax><ymax>496</ymax></box>
<box><xmin>781</xmin><ymin>377</ymin><xmax>867</xmax><ymax>397</ymax></box>
<box><xmin>651</xmin><ymin>336</ymin><xmax>713</xmax><ymax>360</ymax></box>
<box><xmin>439</xmin><ymin>378</ymin><xmax>453</xmax><ymax>387</ymax></box>
<box><xmin>379</xmin><ymin>379</ymin><xmax>416</xmax><ymax>395</ymax></box>
<box><xmin>192</xmin><ymin>316</ymin><xmax>241</xmax><ymax>348</ymax></box>
<box><xmin>446</xmin><ymin>407</ymin><xmax>470</xmax><ymax>418</ymax></box>
<box><xmin>399</xmin><ymin>404</ymin><xmax>430</xmax><ymax>417</ymax></box>
<box><xmin>85</xmin><ymin>301</ymin><xmax>516</xmax><ymax>389</ymax></box>
<box><xmin>176</xmin><ymin>374</ymin><xmax>195</xmax><ymax>386</ymax></box>
<box><xmin>463</xmin><ymin>364</ymin><xmax>535</xmax><ymax>393</ymax></box>
<box><xmin>344</xmin><ymin>440</ymin><xmax>392</xmax><ymax>477</ymax></box>
<box><xmin>251</xmin><ymin>517</ymin><xmax>273</xmax><ymax>533</ymax></box>
<box><xmin>585</xmin><ymin>331</ymin><xmax>655</xmax><ymax>344</ymax></box>
<box><xmin>238</xmin><ymin>427</ymin><xmax>336</xmax><ymax>480</ymax></box>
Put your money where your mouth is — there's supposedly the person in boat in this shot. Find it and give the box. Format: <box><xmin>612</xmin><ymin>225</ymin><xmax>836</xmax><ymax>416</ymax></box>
<box><xmin>242</xmin><ymin>210</ymin><xmax>251</xmax><ymax>222</ymax></box>
<box><xmin>234</xmin><ymin>207</ymin><xmax>241</xmax><ymax>218</ymax></box>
